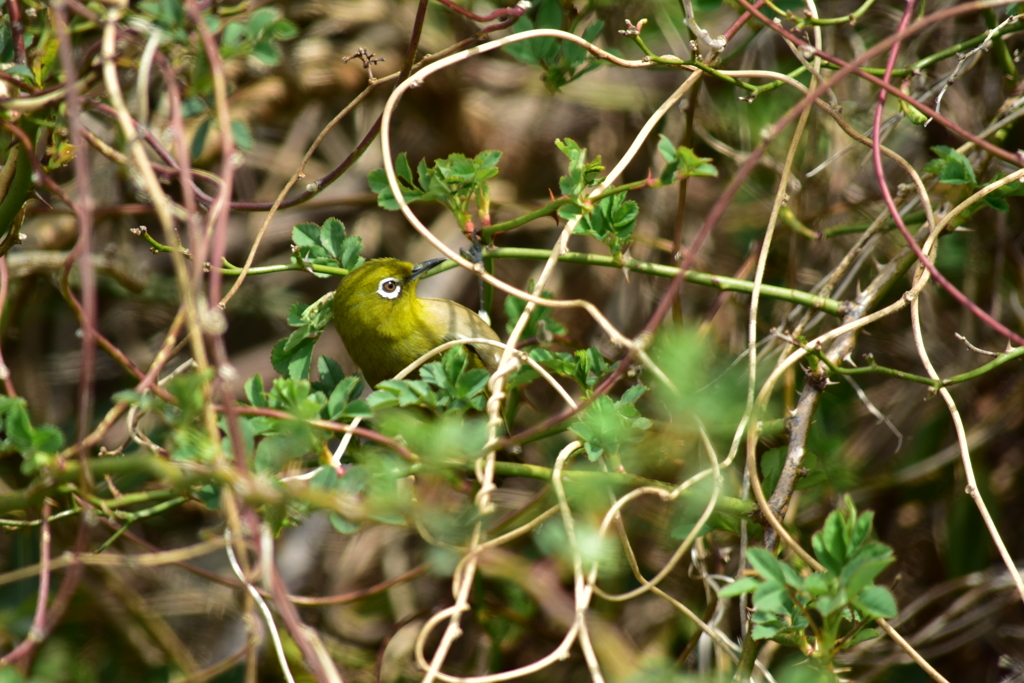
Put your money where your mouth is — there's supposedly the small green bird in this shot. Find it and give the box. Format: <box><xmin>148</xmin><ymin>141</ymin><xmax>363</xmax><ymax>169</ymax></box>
<box><xmin>333</xmin><ymin>257</ymin><xmax>502</xmax><ymax>386</ymax></box>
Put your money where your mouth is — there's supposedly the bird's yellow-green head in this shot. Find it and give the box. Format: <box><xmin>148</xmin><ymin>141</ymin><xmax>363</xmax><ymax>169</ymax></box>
<box><xmin>333</xmin><ymin>257</ymin><xmax>443</xmax><ymax>329</ymax></box>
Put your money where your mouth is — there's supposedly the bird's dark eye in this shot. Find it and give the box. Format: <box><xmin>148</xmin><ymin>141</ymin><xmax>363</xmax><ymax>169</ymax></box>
<box><xmin>376</xmin><ymin>277</ymin><xmax>401</xmax><ymax>300</ymax></box>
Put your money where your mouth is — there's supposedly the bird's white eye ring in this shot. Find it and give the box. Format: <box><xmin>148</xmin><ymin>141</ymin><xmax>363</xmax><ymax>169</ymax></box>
<box><xmin>376</xmin><ymin>277</ymin><xmax>401</xmax><ymax>300</ymax></box>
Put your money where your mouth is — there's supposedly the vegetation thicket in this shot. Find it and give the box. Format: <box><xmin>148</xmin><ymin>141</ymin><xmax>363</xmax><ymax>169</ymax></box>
<box><xmin>1</xmin><ymin>1</ymin><xmax>1023</xmax><ymax>681</ymax></box>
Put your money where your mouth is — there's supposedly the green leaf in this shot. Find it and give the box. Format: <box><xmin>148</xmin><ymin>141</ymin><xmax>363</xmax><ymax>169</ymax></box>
<box><xmin>803</xmin><ymin>572</ymin><xmax>834</xmax><ymax>597</ymax></box>
<box><xmin>3</xmin><ymin>400</ymin><xmax>34</xmax><ymax>451</ymax></box>
<box><xmin>503</xmin><ymin>14</ymin><xmax>540</xmax><ymax>65</ymax></box>
<box><xmin>658</xmin><ymin>135</ymin><xmax>718</xmax><ymax>185</ymax></box>
<box><xmin>292</xmin><ymin>217</ymin><xmax>346</xmax><ymax>276</ymax></box>
<box><xmin>439</xmin><ymin>344</ymin><xmax>468</xmax><ymax>390</ymax></box>
<box><xmin>747</xmin><ymin>547</ymin><xmax>786</xmax><ymax>585</ymax></box>
<box><xmin>329</xmin><ymin>511</ymin><xmax>360</xmax><ymax>534</ymax></box>
<box><xmin>366</xmin><ymin>389</ymin><xmax>399</xmax><ymax>410</ymax></box>
<box><xmin>817</xmin><ymin>506</ymin><xmax>849</xmax><ymax>572</ymax></box>
<box><xmin>565</xmin><ymin>20</ymin><xmax>603</xmax><ymax>65</ymax></box>
<box><xmin>982</xmin><ymin>195</ymin><xmax>1010</xmax><ymax>212</ymax></box>
<box><xmin>337</xmin><ymin>236</ymin><xmax>364</xmax><ymax>271</ymax></box>
<box><xmin>272</xmin><ymin>19</ymin><xmax>299</xmax><ymax>41</ymax></box>
<box><xmin>572</xmin><ymin>193</ymin><xmax>639</xmax><ymax>261</ymax></box>
<box><xmin>503</xmin><ymin>0</ymin><xmax>604</xmax><ymax>91</ymax></box>
<box><xmin>718</xmin><ymin>576</ymin><xmax>762</xmax><ymax>597</ymax></box>
<box><xmin>32</xmin><ymin>425</ymin><xmax>64</xmax><ymax>454</ymax></box>
<box><xmin>247</xmin><ymin>7</ymin><xmax>281</xmax><ymax>36</ymax></box>
<box><xmin>569</xmin><ymin>389</ymin><xmax>650</xmax><ymax>463</ymax></box>
<box><xmin>572</xmin><ymin>347</ymin><xmax>612</xmax><ymax>391</ymax></box>
<box><xmin>271</xmin><ymin>336</ymin><xmax>316</xmax><ymax>380</ymax></box>
<box><xmin>848</xmin><ymin>499</ymin><xmax>869</xmax><ymax>550</ymax></box>
<box><xmin>203</xmin><ymin>14</ymin><xmax>222</xmax><ymax>34</ymax></box>
<box><xmin>286</xmin><ymin>301</ymin><xmax>306</xmax><ymax>327</ymax></box>
<box><xmin>191</xmin><ymin>118</ymin><xmax>211</xmax><ymax>160</ymax></box>
<box><xmin>231</xmin><ymin>119</ymin><xmax>254</xmax><ymax>151</ymax></box>
<box><xmin>455</xmin><ymin>368</ymin><xmax>490</xmax><ymax>400</ymax></box>
<box><xmin>181</xmin><ymin>97</ymin><xmax>207</xmax><ymax>118</ymax></box>
<box><xmin>752</xmin><ymin>582</ymin><xmax>791</xmax><ymax>614</ymax></box>
<box><xmin>369</xmin><ymin>153</ymin><xmax>426</xmax><ymax>210</ymax></box>
<box><xmin>751</xmin><ymin>621</ymin><xmax>782</xmax><ymax>641</ymax></box>
<box><xmin>342</xmin><ymin>400</ymin><xmax>372</xmax><ymax>419</ymax></box>
<box><xmin>245</xmin><ymin>375</ymin><xmax>268</xmax><ymax>407</ymax></box>
<box><xmin>326</xmin><ymin>376</ymin><xmax>365</xmax><ymax>420</ymax></box>
<box><xmin>925</xmin><ymin>146</ymin><xmax>977</xmax><ymax>186</ymax></box>
<box><xmin>222</xmin><ymin>21</ymin><xmax>246</xmax><ymax>49</ymax></box>
<box><xmin>314</xmin><ymin>356</ymin><xmax>345</xmax><ymax>395</ymax></box>
<box><xmin>851</xmin><ymin>585</ymin><xmax>897</xmax><ymax>619</ymax></box>
<box><xmin>620</xmin><ymin>383</ymin><xmax>647</xmax><ymax>406</ymax></box>
<box><xmin>292</xmin><ymin>222</ymin><xmax>321</xmax><ymax>247</ymax></box>
<box><xmin>779</xmin><ymin>561</ymin><xmax>805</xmax><ymax>590</ymax></box>
<box><xmin>555</xmin><ymin>138</ymin><xmax>604</xmax><ymax>198</ymax></box>
<box><xmin>251</xmin><ymin>39</ymin><xmax>281</xmax><ymax>66</ymax></box>
<box><xmin>841</xmin><ymin>543</ymin><xmax>894</xmax><ymax>596</ymax></box>
<box><xmin>814</xmin><ymin>589</ymin><xmax>847</xmax><ymax>618</ymax></box>
<box><xmin>254</xmin><ymin>431</ymin><xmax>314</xmax><ymax>473</ymax></box>
<box><xmin>269</xmin><ymin>378</ymin><xmax>316</xmax><ymax>413</ymax></box>
<box><xmin>320</xmin><ymin>217</ymin><xmax>347</xmax><ymax>259</ymax></box>
<box><xmin>844</xmin><ymin>628</ymin><xmax>882</xmax><ymax>647</ymax></box>
<box><xmin>166</xmin><ymin>371</ymin><xmax>212</xmax><ymax>424</ymax></box>
<box><xmin>196</xmin><ymin>484</ymin><xmax>220</xmax><ymax>509</ymax></box>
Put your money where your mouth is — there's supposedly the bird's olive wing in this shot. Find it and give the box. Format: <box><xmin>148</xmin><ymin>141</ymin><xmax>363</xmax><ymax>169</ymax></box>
<box><xmin>420</xmin><ymin>298</ymin><xmax>502</xmax><ymax>373</ymax></box>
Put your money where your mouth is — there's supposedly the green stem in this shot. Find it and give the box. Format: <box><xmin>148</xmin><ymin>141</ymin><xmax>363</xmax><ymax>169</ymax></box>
<box><xmin>94</xmin><ymin>496</ymin><xmax>189</xmax><ymax>553</ymax></box>
<box><xmin>750</xmin><ymin>65</ymin><xmax>808</xmax><ymax>98</ymax></box>
<box><xmin>796</xmin><ymin>0</ymin><xmax>877</xmax><ymax>27</ymax></box>
<box><xmin>943</xmin><ymin>344</ymin><xmax>1024</xmax><ymax>385</ymax></box>
<box><xmin>2</xmin><ymin>453</ymin><xmax>755</xmax><ymax>524</ymax></box>
<box><xmin>0</xmin><ymin>455</ymin><xmax>184</xmax><ymax>515</ymax></box>
<box><xmin>780</xmin><ymin>207</ymin><xmax>819</xmax><ymax>240</ymax></box>
<box><xmin>820</xmin><ymin>19</ymin><xmax>1024</xmax><ymax>77</ymax></box>
<box><xmin>484</xmin><ymin>247</ymin><xmax>846</xmax><ymax>316</ymax></box>
<box><xmin>822</xmin><ymin>211</ymin><xmax>926</xmax><ymax>238</ymax></box>
<box><xmin>800</xmin><ymin>338</ymin><xmax>1024</xmax><ymax>388</ymax></box>
<box><xmin>983</xmin><ymin>8</ymin><xmax>1019</xmax><ymax>81</ymax></box>
<box><xmin>482</xmin><ymin>179</ymin><xmax>650</xmax><ymax>240</ymax></box>
<box><xmin>628</xmin><ymin>33</ymin><xmax>758</xmax><ymax>92</ymax></box>
<box><xmin>454</xmin><ymin>460</ymin><xmax>757</xmax><ymax>519</ymax></box>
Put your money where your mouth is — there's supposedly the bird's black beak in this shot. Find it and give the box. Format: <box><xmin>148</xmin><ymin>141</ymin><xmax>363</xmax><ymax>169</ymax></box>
<box><xmin>409</xmin><ymin>257</ymin><xmax>448</xmax><ymax>282</ymax></box>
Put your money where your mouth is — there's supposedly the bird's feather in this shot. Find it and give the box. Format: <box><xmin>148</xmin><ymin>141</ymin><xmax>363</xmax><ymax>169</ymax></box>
<box><xmin>419</xmin><ymin>298</ymin><xmax>502</xmax><ymax>372</ymax></box>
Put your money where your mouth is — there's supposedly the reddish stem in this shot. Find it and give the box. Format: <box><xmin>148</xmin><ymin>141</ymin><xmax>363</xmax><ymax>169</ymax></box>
<box><xmin>233</xmin><ymin>405</ymin><xmax>416</xmax><ymax>462</ymax></box>
<box><xmin>0</xmin><ymin>256</ymin><xmax>16</xmax><ymax>397</ymax></box>
<box><xmin>7</xmin><ymin>0</ymin><xmax>28</xmax><ymax>65</ymax></box>
<box><xmin>732</xmin><ymin>0</ymin><xmax>1024</xmax><ymax>345</ymax></box>
<box><xmin>53</xmin><ymin>0</ymin><xmax>98</xmax><ymax>447</ymax></box>
<box><xmin>433</xmin><ymin>0</ymin><xmax>526</xmax><ymax>23</ymax></box>
<box><xmin>0</xmin><ymin>502</ymin><xmax>50</xmax><ymax>667</ymax></box>
<box><xmin>869</xmin><ymin>10</ymin><xmax>1024</xmax><ymax>345</ymax></box>
<box><xmin>734</xmin><ymin>0</ymin><xmax>1023</xmax><ymax>167</ymax></box>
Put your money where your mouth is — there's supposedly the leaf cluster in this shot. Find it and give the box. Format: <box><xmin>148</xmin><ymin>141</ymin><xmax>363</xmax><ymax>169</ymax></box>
<box><xmin>368</xmin><ymin>151</ymin><xmax>502</xmax><ymax>234</ymax></box>
<box><xmin>0</xmin><ymin>396</ymin><xmax>66</xmax><ymax>476</ymax></box>
<box><xmin>721</xmin><ymin>497</ymin><xmax>896</xmax><ymax>667</ymax></box>
<box><xmin>924</xmin><ymin>145</ymin><xmax>1024</xmax><ymax>215</ymax></box>
<box><xmin>366</xmin><ymin>345</ymin><xmax>491</xmax><ymax>415</ymax></box>
<box><xmin>502</xmin><ymin>0</ymin><xmax>607</xmax><ymax>92</ymax></box>
<box><xmin>131</xmin><ymin>3</ymin><xmax>298</xmax><ymax>157</ymax></box>
<box><xmin>570</xmin><ymin>384</ymin><xmax>652</xmax><ymax>462</ymax></box>
<box><xmin>291</xmin><ymin>217</ymin><xmax>364</xmax><ymax>277</ymax></box>
<box><xmin>270</xmin><ymin>218</ymin><xmax>363</xmax><ymax>380</ymax></box>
